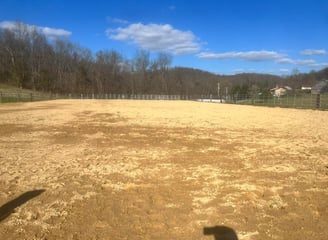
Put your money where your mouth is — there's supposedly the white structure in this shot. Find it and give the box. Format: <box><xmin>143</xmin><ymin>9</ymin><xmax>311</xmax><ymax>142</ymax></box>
<box><xmin>270</xmin><ymin>86</ymin><xmax>292</xmax><ymax>97</ymax></box>
<box><xmin>301</xmin><ymin>86</ymin><xmax>312</xmax><ymax>91</ymax></box>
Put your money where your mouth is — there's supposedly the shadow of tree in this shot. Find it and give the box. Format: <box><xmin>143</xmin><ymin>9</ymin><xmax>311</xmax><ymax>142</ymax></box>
<box><xmin>203</xmin><ymin>225</ymin><xmax>238</xmax><ymax>240</ymax></box>
<box><xmin>0</xmin><ymin>189</ymin><xmax>45</xmax><ymax>222</ymax></box>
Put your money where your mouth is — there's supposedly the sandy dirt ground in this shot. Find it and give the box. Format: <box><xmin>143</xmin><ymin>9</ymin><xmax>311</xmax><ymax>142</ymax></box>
<box><xmin>0</xmin><ymin>100</ymin><xmax>327</xmax><ymax>240</ymax></box>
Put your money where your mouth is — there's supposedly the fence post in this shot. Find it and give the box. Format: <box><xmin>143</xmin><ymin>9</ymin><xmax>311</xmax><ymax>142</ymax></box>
<box><xmin>0</xmin><ymin>92</ymin><xmax>2</xmax><ymax>103</ymax></box>
<box><xmin>316</xmin><ymin>94</ymin><xmax>321</xmax><ymax>109</ymax></box>
<box><xmin>30</xmin><ymin>93</ymin><xmax>33</xmax><ymax>102</ymax></box>
<box><xmin>293</xmin><ymin>94</ymin><xmax>296</xmax><ymax>108</ymax></box>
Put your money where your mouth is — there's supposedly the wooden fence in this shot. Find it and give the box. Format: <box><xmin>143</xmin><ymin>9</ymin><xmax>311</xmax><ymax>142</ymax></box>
<box><xmin>225</xmin><ymin>93</ymin><xmax>328</xmax><ymax>110</ymax></box>
<box><xmin>1</xmin><ymin>91</ymin><xmax>327</xmax><ymax>110</ymax></box>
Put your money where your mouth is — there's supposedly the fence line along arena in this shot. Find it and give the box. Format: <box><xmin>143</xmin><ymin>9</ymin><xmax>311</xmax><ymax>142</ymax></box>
<box><xmin>0</xmin><ymin>100</ymin><xmax>327</xmax><ymax>240</ymax></box>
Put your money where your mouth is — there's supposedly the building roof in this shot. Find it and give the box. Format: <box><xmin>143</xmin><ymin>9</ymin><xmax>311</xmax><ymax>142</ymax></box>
<box><xmin>270</xmin><ymin>86</ymin><xmax>292</xmax><ymax>91</ymax></box>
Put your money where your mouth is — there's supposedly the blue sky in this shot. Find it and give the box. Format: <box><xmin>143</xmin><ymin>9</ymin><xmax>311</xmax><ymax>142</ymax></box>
<box><xmin>1</xmin><ymin>0</ymin><xmax>328</xmax><ymax>75</ymax></box>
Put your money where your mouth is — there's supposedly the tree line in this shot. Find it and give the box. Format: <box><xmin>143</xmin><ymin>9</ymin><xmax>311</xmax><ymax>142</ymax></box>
<box><xmin>1</xmin><ymin>22</ymin><xmax>327</xmax><ymax>97</ymax></box>
<box><xmin>0</xmin><ymin>22</ymin><xmax>175</xmax><ymax>94</ymax></box>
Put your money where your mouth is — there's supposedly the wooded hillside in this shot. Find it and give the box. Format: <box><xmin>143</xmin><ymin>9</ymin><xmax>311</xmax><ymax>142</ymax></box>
<box><xmin>1</xmin><ymin>22</ymin><xmax>327</xmax><ymax>96</ymax></box>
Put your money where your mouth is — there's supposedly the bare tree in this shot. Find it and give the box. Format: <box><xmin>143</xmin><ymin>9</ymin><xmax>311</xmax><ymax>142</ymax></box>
<box><xmin>1</xmin><ymin>22</ymin><xmax>326</xmax><ymax>97</ymax></box>
<box><xmin>133</xmin><ymin>50</ymin><xmax>150</xmax><ymax>94</ymax></box>
<box><xmin>95</xmin><ymin>50</ymin><xmax>122</xmax><ymax>94</ymax></box>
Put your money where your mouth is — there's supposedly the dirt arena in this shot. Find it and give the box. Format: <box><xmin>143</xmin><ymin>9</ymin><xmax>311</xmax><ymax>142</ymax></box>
<box><xmin>0</xmin><ymin>100</ymin><xmax>327</xmax><ymax>240</ymax></box>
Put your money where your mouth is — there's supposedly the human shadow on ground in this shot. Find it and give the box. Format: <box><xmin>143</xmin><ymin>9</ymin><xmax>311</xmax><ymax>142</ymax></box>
<box><xmin>0</xmin><ymin>189</ymin><xmax>45</xmax><ymax>222</ymax></box>
<box><xmin>203</xmin><ymin>225</ymin><xmax>238</xmax><ymax>240</ymax></box>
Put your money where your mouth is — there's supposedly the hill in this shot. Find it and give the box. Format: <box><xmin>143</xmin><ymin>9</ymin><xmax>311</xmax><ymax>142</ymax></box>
<box><xmin>169</xmin><ymin>67</ymin><xmax>284</xmax><ymax>96</ymax></box>
<box><xmin>1</xmin><ymin>22</ymin><xmax>327</xmax><ymax>96</ymax></box>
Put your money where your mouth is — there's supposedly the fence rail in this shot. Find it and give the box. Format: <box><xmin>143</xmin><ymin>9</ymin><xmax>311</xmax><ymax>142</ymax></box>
<box><xmin>225</xmin><ymin>93</ymin><xmax>328</xmax><ymax>110</ymax></box>
<box><xmin>0</xmin><ymin>92</ymin><xmax>194</xmax><ymax>103</ymax></box>
<box><xmin>0</xmin><ymin>92</ymin><xmax>56</xmax><ymax>103</ymax></box>
<box><xmin>68</xmin><ymin>93</ymin><xmax>192</xmax><ymax>101</ymax></box>
<box><xmin>1</xmin><ymin>91</ymin><xmax>327</xmax><ymax>110</ymax></box>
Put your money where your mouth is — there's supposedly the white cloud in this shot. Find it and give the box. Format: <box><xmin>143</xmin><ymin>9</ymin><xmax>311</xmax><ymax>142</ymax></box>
<box><xmin>232</xmin><ymin>69</ymin><xmax>245</xmax><ymax>74</ymax></box>
<box><xmin>279</xmin><ymin>69</ymin><xmax>290</xmax><ymax>73</ymax></box>
<box><xmin>0</xmin><ymin>21</ymin><xmax>15</xmax><ymax>29</ymax></box>
<box><xmin>107</xmin><ymin>23</ymin><xmax>201</xmax><ymax>55</ymax></box>
<box><xmin>106</xmin><ymin>17</ymin><xmax>129</xmax><ymax>24</ymax></box>
<box><xmin>276</xmin><ymin>57</ymin><xmax>328</xmax><ymax>68</ymax></box>
<box><xmin>295</xmin><ymin>59</ymin><xmax>317</xmax><ymax>65</ymax></box>
<box><xmin>276</xmin><ymin>58</ymin><xmax>317</xmax><ymax>66</ymax></box>
<box><xmin>198</xmin><ymin>50</ymin><xmax>284</xmax><ymax>61</ymax></box>
<box><xmin>0</xmin><ymin>21</ymin><xmax>71</xmax><ymax>38</ymax></box>
<box><xmin>310</xmin><ymin>62</ymin><xmax>328</xmax><ymax>68</ymax></box>
<box><xmin>232</xmin><ymin>68</ymin><xmax>260</xmax><ymax>74</ymax></box>
<box><xmin>41</xmin><ymin>27</ymin><xmax>71</xmax><ymax>38</ymax></box>
<box><xmin>197</xmin><ymin>49</ymin><xmax>328</xmax><ymax>69</ymax></box>
<box><xmin>275</xmin><ymin>58</ymin><xmax>295</xmax><ymax>64</ymax></box>
<box><xmin>300</xmin><ymin>49</ymin><xmax>327</xmax><ymax>56</ymax></box>
<box><xmin>233</xmin><ymin>68</ymin><xmax>288</xmax><ymax>75</ymax></box>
